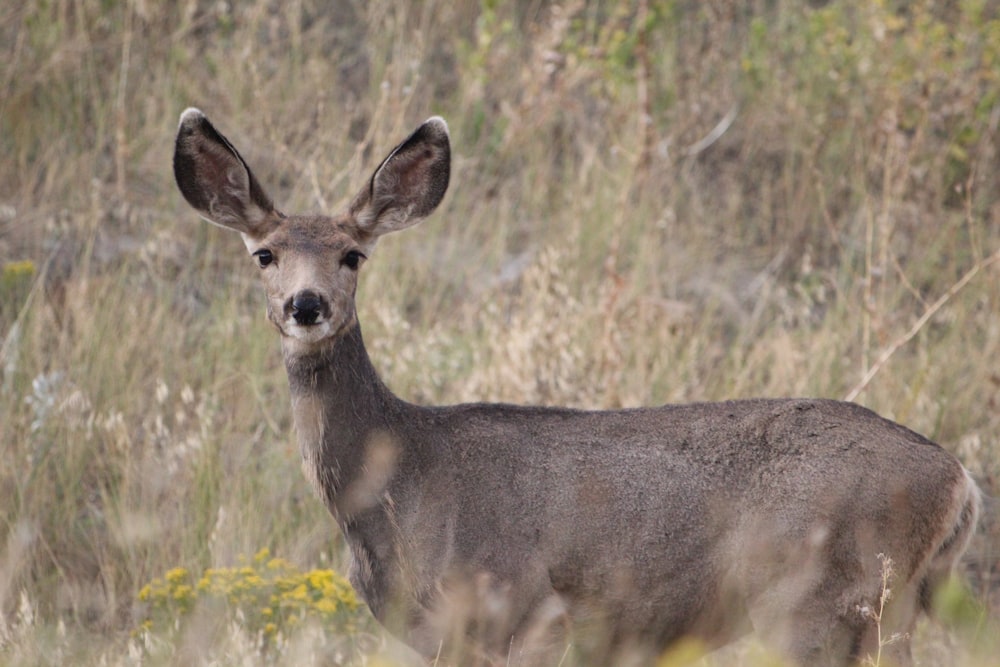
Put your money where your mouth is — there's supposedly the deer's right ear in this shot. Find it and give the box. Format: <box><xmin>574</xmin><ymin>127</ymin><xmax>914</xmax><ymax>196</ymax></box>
<box><xmin>173</xmin><ymin>108</ymin><xmax>279</xmax><ymax>237</ymax></box>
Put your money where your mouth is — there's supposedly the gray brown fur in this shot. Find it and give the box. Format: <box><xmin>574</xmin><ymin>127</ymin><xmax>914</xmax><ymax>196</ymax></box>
<box><xmin>173</xmin><ymin>109</ymin><xmax>980</xmax><ymax>666</ymax></box>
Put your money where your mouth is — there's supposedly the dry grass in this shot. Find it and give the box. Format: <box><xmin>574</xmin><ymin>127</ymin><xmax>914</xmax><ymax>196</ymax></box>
<box><xmin>1</xmin><ymin>0</ymin><xmax>999</xmax><ymax>664</ymax></box>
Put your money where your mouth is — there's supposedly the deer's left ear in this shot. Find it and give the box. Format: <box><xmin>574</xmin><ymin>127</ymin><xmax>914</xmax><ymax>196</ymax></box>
<box><xmin>349</xmin><ymin>117</ymin><xmax>450</xmax><ymax>239</ymax></box>
<box><xmin>173</xmin><ymin>108</ymin><xmax>280</xmax><ymax>238</ymax></box>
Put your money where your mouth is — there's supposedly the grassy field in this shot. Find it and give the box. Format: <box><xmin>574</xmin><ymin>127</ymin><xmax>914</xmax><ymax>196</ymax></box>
<box><xmin>1</xmin><ymin>0</ymin><xmax>999</xmax><ymax>664</ymax></box>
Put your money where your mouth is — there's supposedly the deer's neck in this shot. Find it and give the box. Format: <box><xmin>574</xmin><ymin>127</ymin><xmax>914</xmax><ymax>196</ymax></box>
<box><xmin>283</xmin><ymin>322</ymin><xmax>406</xmax><ymax>519</ymax></box>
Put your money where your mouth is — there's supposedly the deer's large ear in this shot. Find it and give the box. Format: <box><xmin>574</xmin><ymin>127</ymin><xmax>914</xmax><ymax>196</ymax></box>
<box><xmin>173</xmin><ymin>108</ymin><xmax>279</xmax><ymax>238</ymax></box>
<box><xmin>349</xmin><ymin>117</ymin><xmax>450</xmax><ymax>239</ymax></box>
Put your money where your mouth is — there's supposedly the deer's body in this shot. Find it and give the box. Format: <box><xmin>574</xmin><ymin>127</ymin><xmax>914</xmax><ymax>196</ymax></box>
<box><xmin>173</xmin><ymin>109</ymin><xmax>980</xmax><ymax>666</ymax></box>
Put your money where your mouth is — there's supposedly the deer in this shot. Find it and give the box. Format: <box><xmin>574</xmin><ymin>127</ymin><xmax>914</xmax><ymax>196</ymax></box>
<box><xmin>173</xmin><ymin>108</ymin><xmax>981</xmax><ymax>666</ymax></box>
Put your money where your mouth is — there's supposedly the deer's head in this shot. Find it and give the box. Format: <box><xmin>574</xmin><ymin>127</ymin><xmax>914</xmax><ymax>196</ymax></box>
<box><xmin>173</xmin><ymin>109</ymin><xmax>450</xmax><ymax>354</ymax></box>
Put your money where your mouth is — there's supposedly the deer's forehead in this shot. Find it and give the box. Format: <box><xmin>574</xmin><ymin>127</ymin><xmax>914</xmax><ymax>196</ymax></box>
<box><xmin>264</xmin><ymin>215</ymin><xmax>361</xmax><ymax>252</ymax></box>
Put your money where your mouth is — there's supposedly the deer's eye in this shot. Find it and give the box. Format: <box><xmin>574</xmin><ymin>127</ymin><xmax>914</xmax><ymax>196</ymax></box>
<box><xmin>253</xmin><ymin>249</ymin><xmax>274</xmax><ymax>268</ymax></box>
<box><xmin>342</xmin><ymin>250</ymin><xmax>365</xmax><ymax>270</ymax></box>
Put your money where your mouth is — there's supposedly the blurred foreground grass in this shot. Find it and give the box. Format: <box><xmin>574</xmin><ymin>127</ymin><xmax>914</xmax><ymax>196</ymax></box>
<box><xmin>1</xmin><ymin>1</ymin><xmax>999</xmax><ymax>664</ymax></box>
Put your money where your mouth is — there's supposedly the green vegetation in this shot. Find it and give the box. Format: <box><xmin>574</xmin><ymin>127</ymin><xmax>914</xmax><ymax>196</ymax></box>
<box><xmin>1</xmin><ymin>0</ymin><xmax>998</xmax><ymax>664</ymax></box>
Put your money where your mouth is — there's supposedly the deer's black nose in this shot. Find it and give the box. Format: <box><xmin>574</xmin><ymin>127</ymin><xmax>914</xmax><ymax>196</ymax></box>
<box><xmin>290</xmin><ymin>291</ymin><xmax>322</xmax><ymax>325</ymax></box>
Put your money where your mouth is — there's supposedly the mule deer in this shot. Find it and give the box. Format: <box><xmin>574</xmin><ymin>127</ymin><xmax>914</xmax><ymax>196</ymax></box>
<box><xmin>173</xmin><ymin>108</ymin><xmax>980</xmax><ymax>666</ymax></box>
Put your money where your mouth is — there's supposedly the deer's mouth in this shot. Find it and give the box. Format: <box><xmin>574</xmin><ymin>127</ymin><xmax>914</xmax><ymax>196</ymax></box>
<box><xmin>282</xmin><ymin>318</ymin><xmax>333</xmax><ymax>344</ymax></box>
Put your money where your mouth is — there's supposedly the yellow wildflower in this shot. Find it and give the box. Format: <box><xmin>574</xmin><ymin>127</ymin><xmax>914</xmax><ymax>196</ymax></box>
<box><xmin>314</xmin><ymin>598</ymin><xmax>337</xmax><ymax>615</ymax></box>
<box><xmin>165</xmin><ymin>567</ymin><xmax>189</xmax><ymax>584</ymax></box>
<box><xmin>135</xmin><ymin>550</ymin><xmax>367</xmax><ymax>647</ymax></box>
<box><xmin>267</xmin><ymin>557</ymin><xmax>293</xmax><ymax>571</ymax></box>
